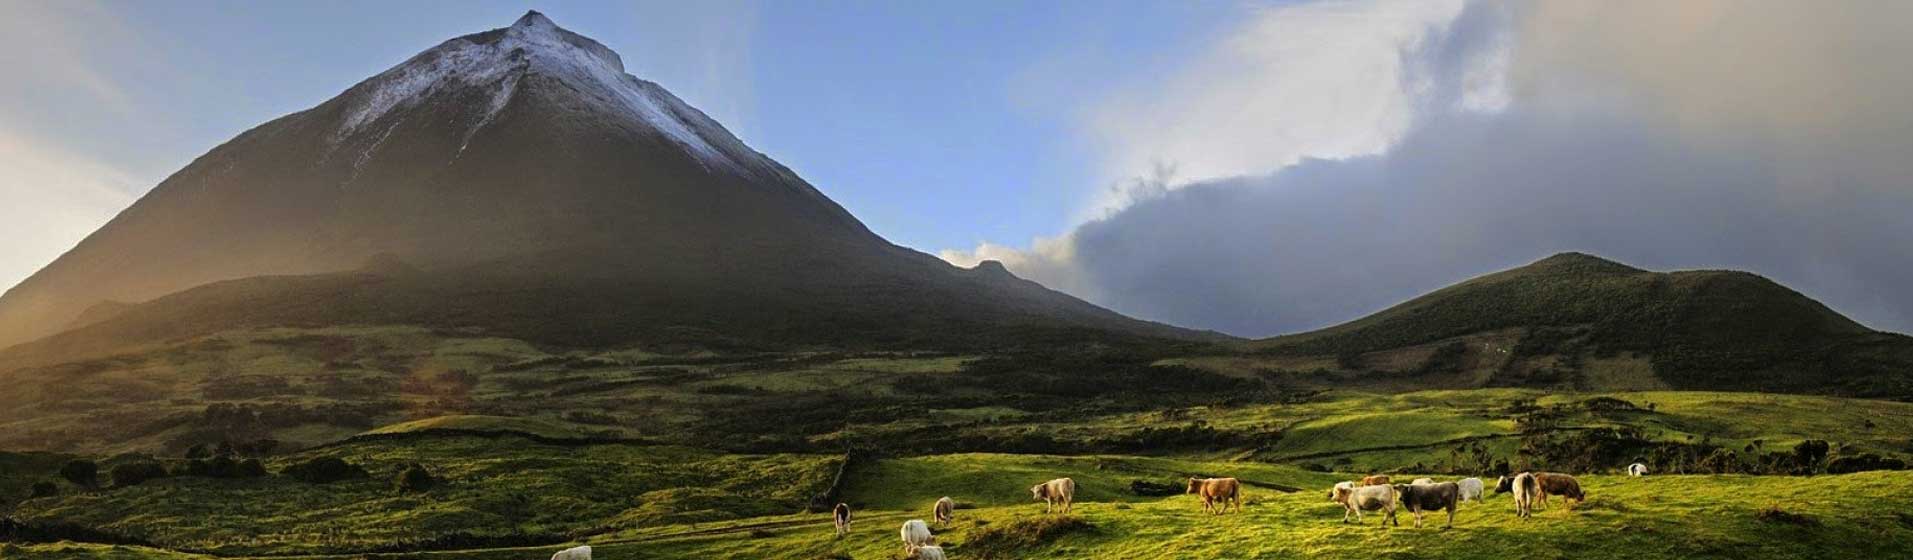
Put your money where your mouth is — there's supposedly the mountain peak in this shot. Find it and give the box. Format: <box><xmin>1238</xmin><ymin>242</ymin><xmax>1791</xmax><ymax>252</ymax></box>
<box><xmin>512</xmin><ymin>10</ymin><xmax>553</xmax><ymax>29</ymax></box>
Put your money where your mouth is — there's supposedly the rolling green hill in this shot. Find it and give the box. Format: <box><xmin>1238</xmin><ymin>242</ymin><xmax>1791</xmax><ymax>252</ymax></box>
<box><xmin>1237</xmin><ymin>253</ymin><xmax>1913</xmax><ymax>398</ymax></box>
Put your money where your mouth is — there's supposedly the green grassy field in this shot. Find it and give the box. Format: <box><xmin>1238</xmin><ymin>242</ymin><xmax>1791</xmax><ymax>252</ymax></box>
<box><xmin>12</xmin><ymin>468</ymin><xmax>1912</xmax><ymax>560</ymax></box>
<box><xmin>4</xmin><ymin>386</ymin><xmax>1911</xmax><ymax>559</ymax></box>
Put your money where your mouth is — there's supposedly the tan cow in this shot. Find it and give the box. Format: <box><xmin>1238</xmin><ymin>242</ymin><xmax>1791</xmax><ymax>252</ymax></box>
<box><xmin>933</xmin><ymin>496</ymin><xmax>955</xmax><ymax>526</ymax></box>
<box><xmin>1335</xmin><ymin>482</ymin><xmax>1400</xmax><ymax>526</ymax></box>
<box><xmin>1031</xmin><ymin>477</ymin><xmax>1077</xmax><ymax>514</ymax></box>
<box><xmin>1186</xmin><ymin>477</ymin><xmax>1242</xmax><ymax>514</ymax></box>
<box><xmin>1361</xmin><ymin>474</ymin><xmax>1392</xmax><ymax>486</ymax></box>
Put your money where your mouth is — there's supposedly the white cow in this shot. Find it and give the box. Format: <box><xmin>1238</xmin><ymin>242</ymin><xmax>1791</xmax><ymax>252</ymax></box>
<box><xmin>900</xmin><ymin>519</ymin><xmax>934</xmax><ymax>554</ymax></box>
<box><xmin>1628</xmin><ymin>463</ymin><xmax>1649</xmax><ymax>477</ymax></box>
<box><xmin>550</xmin><ymin>545</ymin><xmax>591</xmax><ymax>560</ymax></box>
<box><xmin>1511</xmin><ymin>472</ymin><xmax>1539</xmax><ymax>518</ymax></box>
<box><xmin>1456</xmin><ymin>477</ymin><xmax>1485</xmax><ymax>502</ymax></box>
<box><xmin>1410</xmin><ymin>477</ymin><xmax>1436</xmax><ymax>485</ymax></box>
<box><xmin>1031</xmin><ymin>477</ymin><xmax>1077</xmax><ymax>514</ymax></box>
<box><xmin>1330</xmin><ymin>481</ymin><xmax>1399</xmax><ymax>525</ymax></box>
<box><xmin>911</xmin><ymin>545</ymin><xmax>948</xmax><ymax>560</ymax></box>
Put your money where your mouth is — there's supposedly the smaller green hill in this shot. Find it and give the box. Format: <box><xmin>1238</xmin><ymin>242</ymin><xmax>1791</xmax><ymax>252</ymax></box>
<box><xmin>1250</xmin><ymin>252</ymin><xmax>1913</xmax><ymax>397</ymax></box>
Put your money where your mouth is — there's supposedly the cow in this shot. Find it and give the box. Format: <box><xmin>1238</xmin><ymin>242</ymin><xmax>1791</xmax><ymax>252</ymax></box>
<box><xmin>1532</xmin><ymin>472</ymin><xmax>1585</xmax><ymax>509</ymax></box>
<box><xmin>1361</xmin><ymin>474</ymin><xmax>1391</xmax><ymax>486</ymax></box>
<box><xmin>1031</xmin><ymin>477</ymin><xmax>1077</xmax><ymax>514</ymax></box>
<box><xmin>1456</xmin><ymin>477</ymin><xmax>1484</xmax><ymax>502</ymax></box>
<box><xmin>1395</xmin><ymin>482</ymin><xmax>1461</xmax><ymax>529</ymax></box>
<box><xmin>1331</xmin><ymin>481</ymin><xmax>1399</xmax><ymax>526</ymax></box>
<box><xmin>933</xmin><ymin>496</ymin><xmax>956</xmax><ymax>526</ymax></box>
<box><xmin>832</xmin><ymin>503</ymin><xmax>851</xmax><ymax>537</ymax></box>
<box><xmin>911</xmin><ymin>545</ymin><xmax>948</xmax><ymax>560</ymax></box>
<box><xmin>1628</xmin><ymin>463</ymin><xmax>1649</xmax><ymax>477</ymax></box>
<box><xmin>550</xmin><ymin>545</ymin><xmax>591</xmax><ymax>560</ymax></box>
<box><xmin>1186</xmin><ymin>477</ymin><xmax>1242</xmax><ymax>515</ymax></box>
<box><xmin>900</xmin><ymin>519</ymin><xmax>934</xmax><ymax>554</ymax></box>
<box><xmin>1410</xmin><ymin>477</ymin><xmax>1435</xmax><ymax>485</ymax></box>
<box><xmin>1508</xmin><ymin>472</ymin><xmax>1539</xmax><ymax>518</ymax></box>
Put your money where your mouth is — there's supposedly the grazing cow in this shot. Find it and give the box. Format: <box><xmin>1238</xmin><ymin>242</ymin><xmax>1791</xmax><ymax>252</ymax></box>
<box><xmin>933</xmin><ymin>496</ymin><xmax>955</xmax><ymax>526</ymax></box>
<box><xmin>1628</xmin><ymin>463</ymin><xmax>1649</xmax><ymax>477</ymax></box>
<box><xmin>1395</xmin><ymin>482</ymin><xmax>1461</xmax><ymax>529</ymax></box>
<box><xmin>1031</xmin><ymin>477</ymin><xmax>1077</xmax><ymax>514</ymax></box>
<box><xmin>1361</xmin><ymin>475</ymin><xmax>1392</xmax><ymax>486</ymax></box>
<box><xmin>550</xmin><ymin>545</ymin><xmax>591</xmax><ymax>560</ymax></box>
<box><xmin>1532</xmin><ymin>472</ymin><xmax>1585</xmax><ymax>509</ymax></box>
<box><xmin>1332</xmin><ymin>481</ymin><xmax>1399</xmax><ymax>526</ymax></box>
<box><xmin>1508</xmin><ymin>472</ymin><xmax>1539</xmax><ymax>518</ymax></box>
<box><xmin>900</xmin><ymin>519</ymin><xmax>934</xmax><ymax>554</ymax></box>
<box><xmin>832</xmin><ymin>503</ymin><xmax>851</xmax><ymax>537</ymax></box>
<box><xmin>1186</xmin><ymin>477</ymin><xmax>1242</xmax><ymax>515</ymax></box>
<box><xmin>1410</xmin><ymin>477</ymin><xmax>1435</xmax><ymax>485</ymax></box>
<box><xmin>911</xmin><ymin>545</ymin><xmax>948</xmax><ymax>560</ymax></box>
<box><xmin>1456</xmin><ymin>478</ymin><xmax>1485</xmax><ymax>502</ymax></box>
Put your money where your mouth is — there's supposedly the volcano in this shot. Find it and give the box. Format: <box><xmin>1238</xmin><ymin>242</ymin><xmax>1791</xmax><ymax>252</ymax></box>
<box><xmin>0</xmin><ymin>12</ymin><xmax>1213</xmax><ymax>360</ymax></box>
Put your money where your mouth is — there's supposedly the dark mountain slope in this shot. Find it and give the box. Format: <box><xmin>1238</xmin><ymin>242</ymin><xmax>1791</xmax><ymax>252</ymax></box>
<box><xmin>0</xmin><ymin>12</ymin><xmax>1218</xmax><ymax>360</ymax></box>
<box><xmin>1252</xmin><ymin>252</ymin><xmax>1912</xmax><ymax>397</ymax></box>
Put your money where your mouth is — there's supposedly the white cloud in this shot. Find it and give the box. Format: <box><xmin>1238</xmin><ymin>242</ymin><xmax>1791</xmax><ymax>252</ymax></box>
<box><xmin>1082</xmin><ymin>0</ymin><xmax>1470</xmax><ymax>215</ymax></box>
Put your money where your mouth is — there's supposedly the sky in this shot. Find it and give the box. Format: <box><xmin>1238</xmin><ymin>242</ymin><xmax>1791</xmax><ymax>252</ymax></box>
<box><xmin>4</xmin><ymin>0</ymin><xmax>1911</xmax><ymax>337</ymax></box>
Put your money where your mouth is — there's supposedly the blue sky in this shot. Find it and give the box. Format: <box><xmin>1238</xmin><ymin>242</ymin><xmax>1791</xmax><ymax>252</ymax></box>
<box><xmin>6</xmin><ymin>1</ymin><xmax>1913</xmax><ymax>336</ymax></box>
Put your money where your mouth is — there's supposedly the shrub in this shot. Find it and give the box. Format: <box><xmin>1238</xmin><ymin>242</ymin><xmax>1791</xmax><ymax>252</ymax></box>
<box><xmin>282</xmin><ymin>456</ymin><xmax>369</xmax><ymax>484</ymax></box>
<box><xmin>395</xmin><ymin>463</ymin><xmax>437</xmax><ymax>493</ymax></box>
<box><xmin>111</xmin><ymin>462</ymin><xmax>170</xmax><ymax>487</ymax></box>
<box><xmin>177</xmin><ymin>456</ymin><xmax>266</xmax><ymax>479</ymax></box>
<box><xmin>1827</xmin><ymin>453</ymin><xmax>1907</xmax><ymax>474</ymax></box>
<box><xmin>29</xmin><ymin>481</ymin><xmax>58</xmax><ymax>498</ymax></box>
<box><xmin>59</xmin><ymin>460</ymin><xmax>98</xmax><ymax>488</ymax></box>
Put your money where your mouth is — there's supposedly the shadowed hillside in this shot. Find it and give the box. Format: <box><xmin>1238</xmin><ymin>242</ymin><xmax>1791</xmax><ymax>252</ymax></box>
<box><xmin>1238</xmin><ymin>252</ymin><xmax>1913</xmax><ymax>397</ymax></box>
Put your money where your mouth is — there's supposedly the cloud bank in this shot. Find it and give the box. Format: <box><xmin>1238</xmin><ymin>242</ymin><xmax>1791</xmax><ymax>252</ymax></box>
<box><xmin>946</xmin><ymin>0</ymin><xmax>1913</xmax><ymax>336</ymax></box>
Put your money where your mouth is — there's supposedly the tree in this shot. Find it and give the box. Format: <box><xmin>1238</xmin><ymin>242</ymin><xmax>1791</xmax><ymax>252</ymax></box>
<box><xmin>59</xmin><ymin>460</ymin><xmax>98</xmax><ymax>488</ymax></box>
<box><xmin>395</xmin><ymin>463</ymin><xmax>437</xmax><ymax>493</ymax></box>
<box><xmin>1793</xmin><ymin>440</ymin><xmax>1831</xmax><ymax>473</ymax></box>
<box><xmin>111</xmin><ymin>461</ymin><xmax>170</xmax><ymax>487</ymax></box>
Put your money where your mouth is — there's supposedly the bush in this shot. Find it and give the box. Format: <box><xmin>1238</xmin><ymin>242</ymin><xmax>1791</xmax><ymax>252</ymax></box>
<box><xmin>59</xmin><ymin>460</ymin><xmax>98</xmax><ymax>488</ymax></box>
<box><xmin>395</xmin><ymin>463</ymin><xmax>437</xmax><ymax>492</ymax></box>
<box><xmin>1827</xmin><ymin>453</ymin><xmax>1908</xmax><ymax>474</ymax></box>
<box><xmin>29</xmin><ymin>481</ymin><xmax>58</xmax><ymax>498</ymax></box>
<box><xmin>111</xmin><ymin>462</ymin><xmax>170</xmax><ymax>487</ymax></box>
<box><xmin>282</xmin><ymin>456</ymin><xmax>369</xmax><ymax>484</ymax></box>
<box><xmin>177</xmin><ymin>456</ymin><xmax>267</xmax><ymax>479</ymax></box>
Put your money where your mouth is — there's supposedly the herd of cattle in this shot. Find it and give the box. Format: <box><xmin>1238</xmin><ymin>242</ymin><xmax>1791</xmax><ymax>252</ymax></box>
<box><xmin>548</xmin><ymin>463</ymin><xmax>1649</xmax><ymax>560</ymax></box>
<box><xmin>860</xmin><ymin>462</ymin><xmax>1640</xmax><ymax>560</ymax></box>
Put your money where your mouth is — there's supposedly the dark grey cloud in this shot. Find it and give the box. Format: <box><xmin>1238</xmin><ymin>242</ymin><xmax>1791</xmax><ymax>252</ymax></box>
<box><xmin>958</xmin><ymin>0</ymin><xmax>1913</xmax><ymax>337</ymax></box>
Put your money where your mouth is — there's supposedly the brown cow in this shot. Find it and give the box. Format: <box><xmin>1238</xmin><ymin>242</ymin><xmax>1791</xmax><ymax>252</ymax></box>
<box><xmin>933</xmin><ymin>496</ymin><xmax>955</xmax><ymax>526</ymax></box>
<box><xmin>1031</xmin><ymin>477</ymin><xmax>1076</xmax><ymax>514</ymax></box>
<box><xmin>1532</xmin><ymin>472</ymin><xmax>1585</xmax><ymax>509</ymax></box>
<box><xmin>1395</xmin><ymin>482</ymin><xmax>1461</xmax><ymax>529</ymax></box>
<box><xmin>1361</xmin><ymin>475</ymin><xmax>1391</xmax><ymax>486</ymax></box>
<box><xmin>1186</xmin><ymin>477</ymin><xmax>1242</xmax><ymax>514</ymax></box>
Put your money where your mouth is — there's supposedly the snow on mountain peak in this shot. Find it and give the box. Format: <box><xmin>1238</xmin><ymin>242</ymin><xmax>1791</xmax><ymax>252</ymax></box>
<box><xmin>332</xmin><ymin>12</ymin><xmax>750</xmax><ymax>176</ymax></box>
